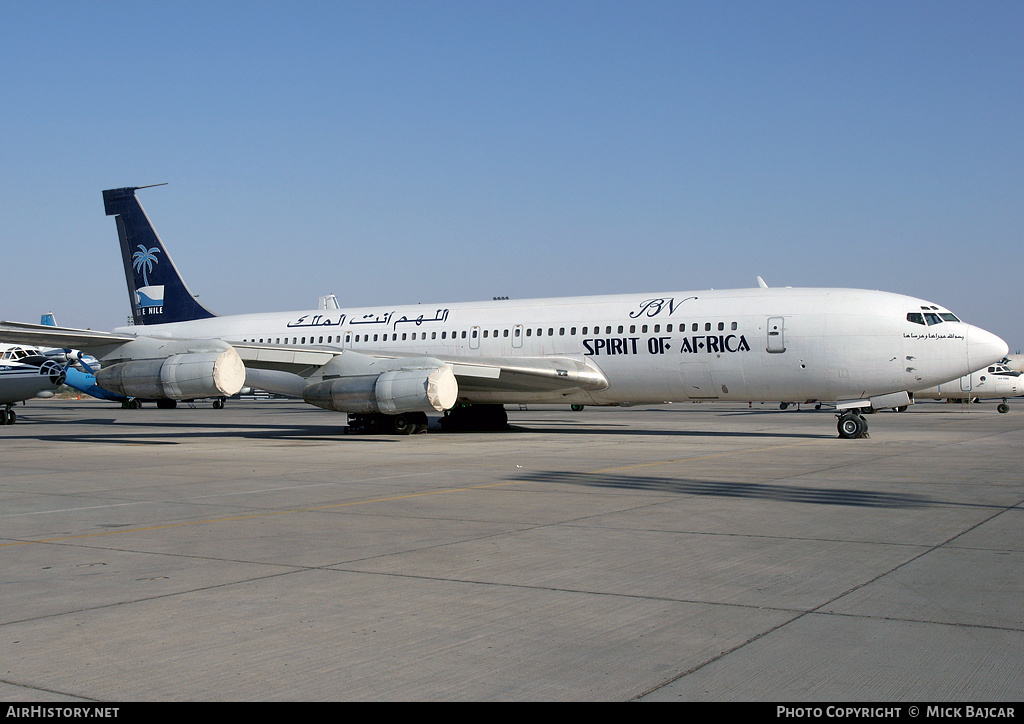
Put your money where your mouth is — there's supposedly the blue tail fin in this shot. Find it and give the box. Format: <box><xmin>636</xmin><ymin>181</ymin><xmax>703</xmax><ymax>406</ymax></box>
<box><xmin>103</xmin><ymin>186</ymin><xmax>217</xmax><ymax>325</ymax></box>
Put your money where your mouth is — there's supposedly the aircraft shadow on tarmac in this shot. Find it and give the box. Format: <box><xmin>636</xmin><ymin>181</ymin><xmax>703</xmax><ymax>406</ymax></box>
<box><xmin>509</xmin><ymin>423</ymin><xmax>824</xmax><ymax>439</ymax></box>
<box><xmin>513</xmin><ymin>469</ymin><xmax>934</xmax><ymax>509</ymax></box>
<box><xmin>15</xmin><ymin>412</ymin><xmax>825</xmax><ymax>441</ymax></box>
<box><xmin>11</xmin><ymin>416</ymin><xmax>383</xmax><ymax>444</ymax></box>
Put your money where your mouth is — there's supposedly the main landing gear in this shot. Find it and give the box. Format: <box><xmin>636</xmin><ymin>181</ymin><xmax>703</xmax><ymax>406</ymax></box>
<box><xmin>346</xmin><ymin>411</ymin><xmax>430</xmax><ymax>435</ymax></box>
<box><xmin>1</xmin><ymin>405</ymin><xmax>17</xmax><ymax>425</ymax></box>
<box><xmin>438</xmin><ymin>404</ymin><xmax>509</xmax><ymax>432</ymax></box>
<box><xmin>347</xmin><ymin>405</ymin><xmax>511</xmax><ymax>435</ymax></box>
<box><xmin>837</xmin><ymin>410</ymin><xmax>869</xmax><ymax>439</ymax></box>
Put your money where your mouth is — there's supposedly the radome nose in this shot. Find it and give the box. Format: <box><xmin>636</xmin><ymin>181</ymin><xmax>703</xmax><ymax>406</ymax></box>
<box><xmin>968</xmin><ymin>325</ymin><xmax>1009</xmax><ymax>371</ymax></box>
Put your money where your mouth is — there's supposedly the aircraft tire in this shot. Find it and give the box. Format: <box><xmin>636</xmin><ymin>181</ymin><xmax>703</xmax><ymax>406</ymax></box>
<box><xmin>998</xmin><ymin>403</ymin><xmax>1010</xmax><ymax>414</ymax></box>
<box><xmin>0</xmin><ymin>409</ymin><xmax>9</xmax><ymax>425</ymax></box>
<box><xmin>571</xmin><ymin>404</ymin><xmax>584</xmax><ymax>411</ymax></box>
<box><xmin>390</xmin><ymin>413</ymin><xmax>414</xmax><ymax>435</ymax></box>
<box><xmin>8</xmin><ymin>409</ymin><xmax>15</xmax><ymax>425</ymax></box>
<box><xmin>837</xmin><ymin>413</ymin><xmax>867</xmax><ymax>439</ymax></box>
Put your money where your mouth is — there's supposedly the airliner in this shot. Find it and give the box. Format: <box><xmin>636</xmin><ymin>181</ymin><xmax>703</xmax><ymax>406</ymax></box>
<box><xmin>0</xmin><ymin>345</ymin><xmax>67</xmax><ymax>424</ymax></box>
<box><xmin>914</xmin><ymin>362</ymin><xmax>1022</xmax><ymax>413</ymax></box>
<box><xmin>0</xmin><ymin>185</ymin><xmax>1009</xmax><ymax>438</ymax></box>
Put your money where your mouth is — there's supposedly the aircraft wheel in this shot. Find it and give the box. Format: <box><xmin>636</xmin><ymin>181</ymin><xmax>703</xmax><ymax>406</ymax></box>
<box><xmin>837</xmin><ymin>413</ymin><xmax>867</xmax><ymax>439</ymax></box>
<box><xmin>998</xmin><ymin>403</ymin><xmax>1010</xmax><ymax>414</ymax></box>
<box><xmin>0</xmin><ymin>409</ymin><xmax>9</xmax><ymax>425</ymax></box>
<box><xmin>570</xmin><ymin>404</ymin><xmax>584</xmax><ymax>411</ymax></box>
<box><xmin>390</xmin><ymin>413</ymin><xmax>414</xmax><ymax>435</ymax></box>
<box><xmin>8</xmin><ymin>409</ymin><xmax>15</xmax><ymax>425</ymax></box>
<box><xmin>780</xmin><ymin>402</ymin><xmax>789</xmax><ymax>410</ymax></box>
<box><xmin>213</xmin><ymin>398</ymin><xmax>224</xmax><ymax>409</ymax></box>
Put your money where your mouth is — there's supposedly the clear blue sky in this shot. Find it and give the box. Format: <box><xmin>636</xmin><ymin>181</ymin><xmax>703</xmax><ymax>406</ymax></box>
<box><xmin>3</xmin><ymin>1</ymin><xmax>1022</xmax><ymax>350</ymax></box>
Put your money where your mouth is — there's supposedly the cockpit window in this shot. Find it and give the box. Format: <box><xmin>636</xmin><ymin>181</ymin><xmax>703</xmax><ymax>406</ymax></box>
<box><xmin>0</xmin><ymin>346</ymin><xmax>40</xmax><ymax>361</ymax></box>
<box><xmin>990</xmin><ymin>364</ymin><xmax>1021</xmax><ymax>376</ymax></box>
<box><xmin>909</xmin><ymin>310</ymin><xmax>961</xmax><ymax>326</ymax></box>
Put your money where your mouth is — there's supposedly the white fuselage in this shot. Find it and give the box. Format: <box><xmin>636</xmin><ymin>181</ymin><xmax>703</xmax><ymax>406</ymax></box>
<box><xmin>915</xmin><ymin>364</ymin><xmax>1023</xmax><ymax>401</ymax></box>
<box><xmin>110</xmin><ymin>287</ymin><xmax>1008</xmax><ymax>407</ymax></box>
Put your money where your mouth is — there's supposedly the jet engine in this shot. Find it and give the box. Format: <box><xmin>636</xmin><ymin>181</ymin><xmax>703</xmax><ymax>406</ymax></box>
<box><xmin>95</xmin><ymin>348</ymin><xmax>246</xmax><ymax>400</ymax></box>
<box><xmin>303</xmin><ymin>364</ymin><xmax>458</xmax><ymax>414</ymax></box>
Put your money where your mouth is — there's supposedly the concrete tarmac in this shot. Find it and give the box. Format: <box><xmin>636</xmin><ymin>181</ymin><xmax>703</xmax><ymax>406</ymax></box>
<box><xmin>1</xmin><ymin>398</ymin><xmax>1022</xmax><ymax>702</ymax></box>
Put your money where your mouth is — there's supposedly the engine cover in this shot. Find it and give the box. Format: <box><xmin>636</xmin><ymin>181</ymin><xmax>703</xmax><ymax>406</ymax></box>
<box><xmin>303</xmin><ymin>365</ymin><xmax>458</xmax><ymax>414</ymax></box>
<box><xmin>96</xmin><ymin>348</ymin><xmax>246</xmax><ymax>400</ymax></box>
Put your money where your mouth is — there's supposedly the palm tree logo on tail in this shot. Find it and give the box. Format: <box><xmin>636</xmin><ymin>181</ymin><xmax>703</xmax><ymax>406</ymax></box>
<box><xmin>131</xmin><ymin>245</ymin><xmax>164</xmax><ymax>309</ymax></box>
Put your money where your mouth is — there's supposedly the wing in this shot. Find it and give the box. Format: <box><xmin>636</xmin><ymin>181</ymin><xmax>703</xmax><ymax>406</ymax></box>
<box><xmin>0</xmin><ymin>322</ymin><xmax>609</xmax><ymax>401</ymax></box>
<box><xmin>232</xmin><ymin>343</ymin><xmax>608</xmax><ymax>396</ymax></box>
<box><xmin>0</xmin><ymin>321</ymin><xmax>136</xmax><ymax>349</ymax></box>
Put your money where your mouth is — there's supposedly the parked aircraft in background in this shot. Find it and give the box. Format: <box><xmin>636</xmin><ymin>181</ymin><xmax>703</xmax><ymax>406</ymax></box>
<box><xmin>0</xmin><ymin>345</ymin><xmax>67</xmax><ymax>424</ymax></box>
<box><xmin>913</xmin><ymin>362</ymin><xmax>1022</xmax><ymax>413</ymax></box>
<box><xmin>1004</xmin><ymin>354</ymin><xmax>1024</xmax><ymax>374</ymax></box>
<box><xmin>0</xmin><ymin>186</ymin><xmax>1009</xmax><ymax>438</ymax></box>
